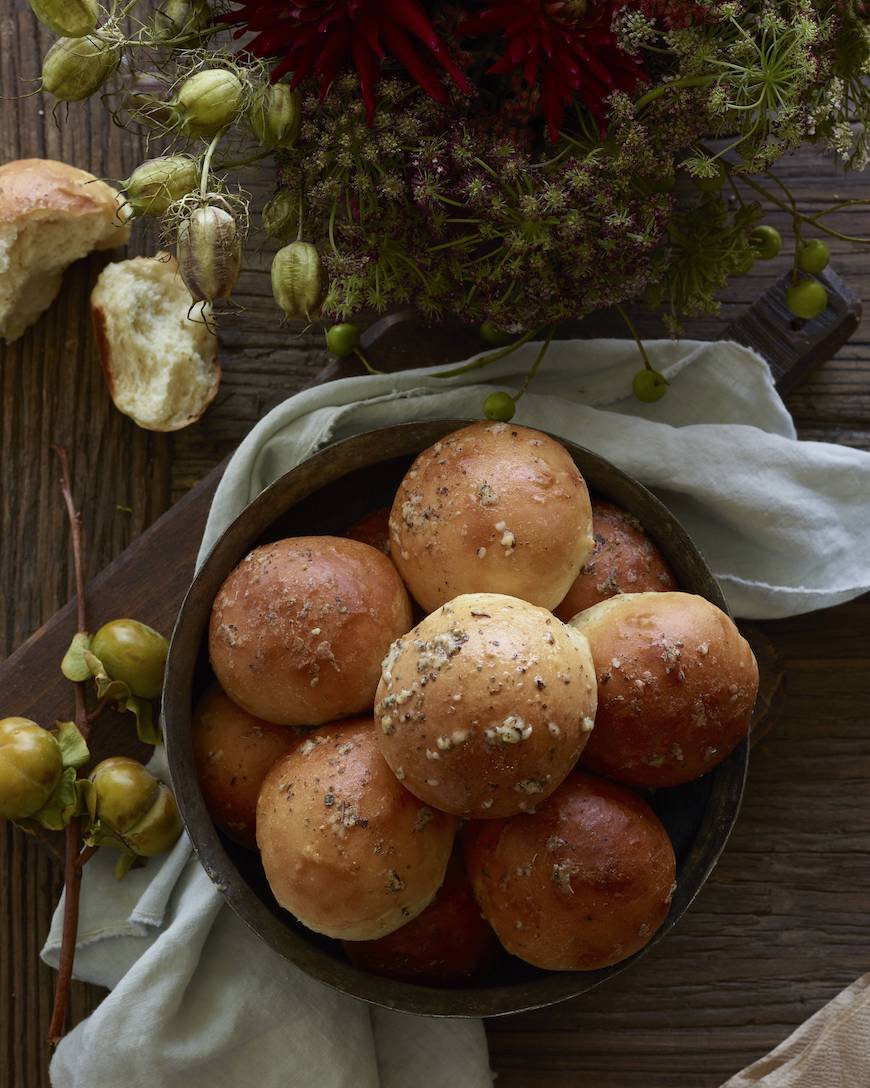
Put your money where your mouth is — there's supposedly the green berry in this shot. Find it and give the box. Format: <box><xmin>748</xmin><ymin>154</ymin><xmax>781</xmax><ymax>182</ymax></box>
<box><xmin>0</xmin><ymin>718</ymin><xmax>63</xmax><ymax>821</ymax></box>
<box><xmin>797</xmin><ymin>239</ymin><xmax>830</xmax><ymax>275</ymax></box>
<box><xmin>479</xmin><ymin>320</ymin><xmax>514</xmax><ymax>347</ymax></box>
<box><xmin>87</xmin><ymin>757</ymin><xmax>182</xmax><ymax>857</ymax></box>
<box><xmin>483</xmin><ymin>391</ymin><xmax>516</xmax><ymax>422</ymax></box>
<box><xmin>90</xmin><ymin>619</ymin><xmax>168</xmax><ymax>700</ymax></box>
<box><xmin>750</xmin><ymin>225</ymin><xmax>782</xmax><ymax>260</ymax></box>
<box><xmin>786</xmin><ymin>278</ymin><xmax>828</xmax><ymax>320</ymax></box>
<box><xmin>632</xmin><ymin>369</ymin><xmax>668</xmax><ymax>403</ymax></box>
<box><xmin>326</xmin><ymin>323</ymin><xmax>360</xmax><ymax>358</ymax></box>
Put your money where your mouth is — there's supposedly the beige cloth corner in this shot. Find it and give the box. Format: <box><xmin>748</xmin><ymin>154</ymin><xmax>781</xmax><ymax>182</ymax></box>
<box><xmin>723</xmin><ymin>975</ymin><xmax>870</xmax><ymax>1087</ymax></box>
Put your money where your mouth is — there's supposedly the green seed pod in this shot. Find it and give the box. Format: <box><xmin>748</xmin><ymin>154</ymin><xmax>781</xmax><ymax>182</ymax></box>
<box><xmin>261</xmin><ymin>190</ymin><xmax>299</xmax><ymax>241</ymax></box>
<box><xmin>87</xmin><ymin>757</ymin><xmax>182</xmax><ymax>857</ymax></box>
<box><xmin>90</xmin><ymin>619</ymin><xmax>169</xmax><ymax>700</ymax></box>
<box><xmin>177</xmin><ymin>204</ymin><xmax>242</xmax><ymax>303</ymax></box>
<box><xmin>153</xmin><ymin>0</ymin><xmax>211</xmax><ymax>41</ymax></box>
<box><xmin>124</xmin><ymin>156</ymin><xmax>199</xmax><ymax>218</ymax></box>
<box><xmin>29</xmin><ymin>0</ymin><xmax>98</xmax><ymax>37</ymax></box>
<box><xmin>0</xmin><ymin>718</ymin><xmax>63</xmax><ymax>821</ymax></box>
<box><xmin>248</xmin><ymin>84</ymin><xmax>301</xmax><ymax>151</ymax></box>
<box><xmin>173</xmin><ymin>69</ymin><xmax>243</xmax><ymax>137</ymax></box>
<box><xmin>42</xmin><ymin>35</ymin><xmax>120</xmax><ymax>102</ymax></box>
<box><xmin>271</xmin><ymin>241</ymin><xmax>325</xmax><ymax>320</ymax></box>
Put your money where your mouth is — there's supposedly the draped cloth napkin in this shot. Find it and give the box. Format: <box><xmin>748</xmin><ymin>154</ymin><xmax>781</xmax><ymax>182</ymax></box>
<box><xmin>42</xmin><ymin>338</ymin><xmax>870</xmax><ymax>1088</ymax></box>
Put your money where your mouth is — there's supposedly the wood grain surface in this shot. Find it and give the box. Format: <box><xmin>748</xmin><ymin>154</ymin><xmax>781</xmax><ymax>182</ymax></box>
<box><xmin>1</xmin><ymin>2</ymin><xmax>869</xmax><ymax>1085</ymax></box>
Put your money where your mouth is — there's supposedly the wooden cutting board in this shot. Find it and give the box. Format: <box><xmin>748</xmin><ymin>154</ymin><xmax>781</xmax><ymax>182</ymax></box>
<box><xmin>0</xmin><ymin>268</ymin><xmax>860</xmax><ymax>739</ymax></box>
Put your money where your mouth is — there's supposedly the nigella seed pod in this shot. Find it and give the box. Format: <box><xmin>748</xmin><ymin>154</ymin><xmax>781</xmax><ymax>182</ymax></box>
<box><xmin>271</xmin><ymin>241</ymin><xmax>325</xmax><ymax>320</ymax></box>
<box><xmin>177</xmin><ymin>204</ymin><xmax>242</xmax><ymax>303</ymax></box>
<box><xmin>153</xmin><ymin>0</ymin><xmax>212</xmax><ymax>41</ymax></box>
<box><xmin>261</xmin><ymin>190</ymin><xmax>299</xmax><ymax>241</ymax></box>
<box><xmin>87</xmin><ymin>757</ymin><xmax>182</xmax><ymax>857</ymax></box>
<box><xmin>173</xmin><ymin>69</ymin><xmax>243</xmax><ymax>137</ymax></box>
<box><xmin>42</xmin><ymin>35</ymin><xmax>120</xmax><ymax>102</ymax></box>
<box><xmin>248</xmin><ymin>84</ymin><xmax>301</xmax><ymax>151</ymax></box>
<box><xmin>29</xmin><ymin>0</ymin><xmax>98</xmax><ymax>37</ymax></box>
<box><xmin>124</xmin><ymin>156</ymin><xmax>199</xmax><ymax>217</ymax></box>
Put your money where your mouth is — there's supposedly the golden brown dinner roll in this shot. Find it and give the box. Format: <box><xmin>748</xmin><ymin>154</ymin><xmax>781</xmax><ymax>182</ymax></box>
<box><xmin>192</xmin><ymin>685</ymin><xmax>300</xmax><ymax>849</ymax></box>
<box><xmin>209</xmin><ymin>536</ymin><xmax>412</xmax><ymax>726</ymax></box>
<box><xmin>0</xmin><ymin>158</ymin><xmax>129</xmax><ymax>343</ymax></box>
<box><xmin>388</xmin><ymin>422</ymin><xmax>594</xmax><ymax>612</ymax></box>
<box><xmin>342</xmin><ymin>851</ymin><xmax>502</xmax><ymax>985</ymax></box>
<box><xmin>346</xmin><ymin>506</ymin><xmax>391</xmax><ymax>554</ymax></box>
<box><xmin>256</xmin><ymin>718</ymin><xmax>457</xmax><ymax>940</ymax></box>
<box><xmin>554</xmin><ymin>500</ymin><xmax>677</xmax><ymax>621</ymax></box>
<box><xmin>374</xmin><ymin>593</ymin><xmax>597</xmax><ymax>819</ymax></box>
<box><xmin>571</xmin><ymin>592</ymin><xmax>758</xmax><ymax>788</ymax></box>
<box><xmin>464</xmin><ymin>770</ymin><xmax>676</xmax><ymax>971</ymax></box>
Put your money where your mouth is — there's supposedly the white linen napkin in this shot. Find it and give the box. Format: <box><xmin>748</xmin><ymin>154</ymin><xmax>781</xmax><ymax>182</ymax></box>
<box><xmin>42</xmin><ymin>337</ymin><xmax>870</xmax><ymax>1088</ymax></box>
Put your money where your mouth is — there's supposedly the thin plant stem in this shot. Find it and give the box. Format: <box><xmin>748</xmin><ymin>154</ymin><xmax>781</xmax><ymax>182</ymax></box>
<box><xmin>48</xmin><ymin>817</ymin><xmax>84</xmax><ymax>1045</ymax></box>
<box><xmin>74</xmin><ymin>845</ymin><xmax>98</xmax><ymax>871</ymax></box>
<box><xmin>353</xmin><ymin>347</ymin><xmax>384</xmax><ymax>375</ymax></box>
<box><xmin>514</xmin><ymin>325</ymin><xmax>558</xmax><ymax>403</ymax></box>
<box><xmin>199</xmin><ymin>131</ymin><xmax>222</xmax><ymax>199</ymax></box>
<box><xmin>615</xmin><ymin>305</ymin><xmax>657</xmax><ymax>374</ymax></box>
<box><xmin>47</xmin><ymin>446</ymin><xmax>91</xmax><ymax>1046</ymax></box>
<box><xmin>432</xmin><ymin>329</ymin><xmax>537</xmax><ymax>379</ymax></box>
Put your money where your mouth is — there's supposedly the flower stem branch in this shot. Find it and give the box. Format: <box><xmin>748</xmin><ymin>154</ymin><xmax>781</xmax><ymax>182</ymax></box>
<box><xmin>514</xmin><ymin>324</ymin><xmax>557</xmax><ymax>403</ymax></box>
<box><xmin>433</xmin><ymin>329</ymin><xmax>537</xmax><ymax>379</ymax></box>
<box><xmin>47</xmin><ymin>445</ymin><xmax>90</xmax><ymax>1046</ymax></box>
<box><xmin>616</xmin><ymin>305</ymin><xmax>654</xmax><ymax>372</ymax></box>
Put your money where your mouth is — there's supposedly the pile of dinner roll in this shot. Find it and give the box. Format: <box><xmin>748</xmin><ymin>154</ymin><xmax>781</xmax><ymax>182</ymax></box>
<box><xmin>195</xmin><ymin>421</ymin><xmax>759</xmax><ymax>986</ymax></box>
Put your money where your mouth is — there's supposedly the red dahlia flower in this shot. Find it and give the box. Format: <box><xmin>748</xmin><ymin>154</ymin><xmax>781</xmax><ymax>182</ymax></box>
<box><xmin>223</xmin><ymin>0</ymin><xmax>470</xmax><ymax>122</ymax></box>
<box><xmin>462</xmin><ymin>0</ymin><xmax>648</xmax><ymax>140</ymax></box>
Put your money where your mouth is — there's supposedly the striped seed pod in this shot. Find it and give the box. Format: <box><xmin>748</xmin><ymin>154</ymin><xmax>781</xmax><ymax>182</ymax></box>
<box><xmin>153</xmin><ymin>0</ymin><xmax>212</xmax><ymax>41</ymax></box>
<box><xmin>28</xmin><ymin>0</ymin><xmax>98</xmax><ymax>37</ymax></box>
<box><xmin>124</xmin><ymin>156</ymin><xmax>199</xmax><ymax>217</ymax></box>
<box><xmin>248</xmin><ymin>84</ymin><xmax>301</xmax><ymax>151</ymax></box>
<box><xmin>271</xmin><ymin>241</ymin><xmax>326</xmax><ymax>320</ymax></box>
<box><xmin>42</xmin><ymin>35</ymin><xmax>120</xmax><ymax>101</ymax></box>
<box><xmin>172</xmin><ymin>69</ymin><xmax>243</xmax><ymax>137</ymax></box>
<box><xmin>177</xmin><ymin>203</ymin><xmax>242</xmax><ymax>303</ymax></box>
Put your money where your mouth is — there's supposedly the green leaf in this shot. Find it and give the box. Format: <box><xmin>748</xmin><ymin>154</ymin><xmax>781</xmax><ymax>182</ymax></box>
<box><xmin>124</xmin><ymin>695</ymin><xmax>162</xmax><ymax>746</ymax></box>
<box><xmin>54</xmin><ymin>720</ymin><xmax>90</xmax><ymax>770</ymax></box>
<box><xmin>83</xmin><ymin>649</ymin><xmax>105</xmax><ymax>679</ymax></box>
<box><xmin>97</xmin><ymin>676</ymin><xmax>131</xmax><ymax>702</ymax></box>
<box><xmin>83</xmin><ymin>650</ymin><xmax>130</xmax><ymax>702</ymax></box>
<box><xmin>61</xmin><ymin>632</ymin><xmax>92</xmax><ymax>682</ymax></box>
<box><xmin>82</xmin><ymin>817</ymin><xmax>128</xmax><ymax>853</ymax></box>
<box><xmin>114</xmin><ymin>850</ymin><xmax>137</xmax><ymax>880</ymax></box>
<box><xmin>27</xmin><ymin>766</ymin><xmax>79</xmax><ymax>831</ymax></box>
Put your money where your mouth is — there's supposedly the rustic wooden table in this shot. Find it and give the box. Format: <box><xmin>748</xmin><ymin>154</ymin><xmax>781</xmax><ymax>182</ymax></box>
<box><xmin>2</xmin><ymin>3</ymin><xmax>870</xmax><ymax>1086</ymax></box>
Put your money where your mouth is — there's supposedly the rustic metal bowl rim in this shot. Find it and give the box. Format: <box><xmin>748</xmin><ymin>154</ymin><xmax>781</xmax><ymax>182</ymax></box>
<box><xmin>163</xmin><ymin>419</ymin><xmax>748</xmax><ymax>1018</ymax></box>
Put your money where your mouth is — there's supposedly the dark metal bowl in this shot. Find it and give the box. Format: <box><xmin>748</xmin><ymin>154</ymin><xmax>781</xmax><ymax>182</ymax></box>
<box><xmin>163</xmin><ymin>420</ymin><xmax>748</xmax><ymax>1018</ymax></box>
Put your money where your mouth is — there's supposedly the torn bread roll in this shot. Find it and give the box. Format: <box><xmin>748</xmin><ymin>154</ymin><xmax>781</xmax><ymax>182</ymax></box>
<box><xmin>571</xmin><ymin>591</ymin><xmax>758</xmax><ymax>787</ymax></box>
<box><xmin>388</xmin><ymin>422</ymin><xmax>594</xmax><ymax>612</ymax></box>
<box><xmin>209</xmin><ymin>536</ymin><xmax>413</xmax><ymax>726</ymax></box>
<box><xmin>374</xmin><ymin>593</ymin><xmax>597</xmax><ymax>819</ymax></box>
<box><xmin>256</xmin><ymin>718</ymin><xmax>457</xmax><ymax>940</ymax></box>
<box><xmin>91</xmin><ymin>254</ymin><xmax>219</xmax><ymax>431</ymax></box>
<box><xmin>0</xmin><ymin>158</ymin><xmax>129</xmax><ymax>343</ymax></box>
<box><xmin>554</xmin><ymin>499</ymin><xmax>677</xmax><ymax>621</ymax></box>
<box><xmin>464</xmin><ymin>770</ymin><xmax>676</xmax><ymax>971</ymax></box>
